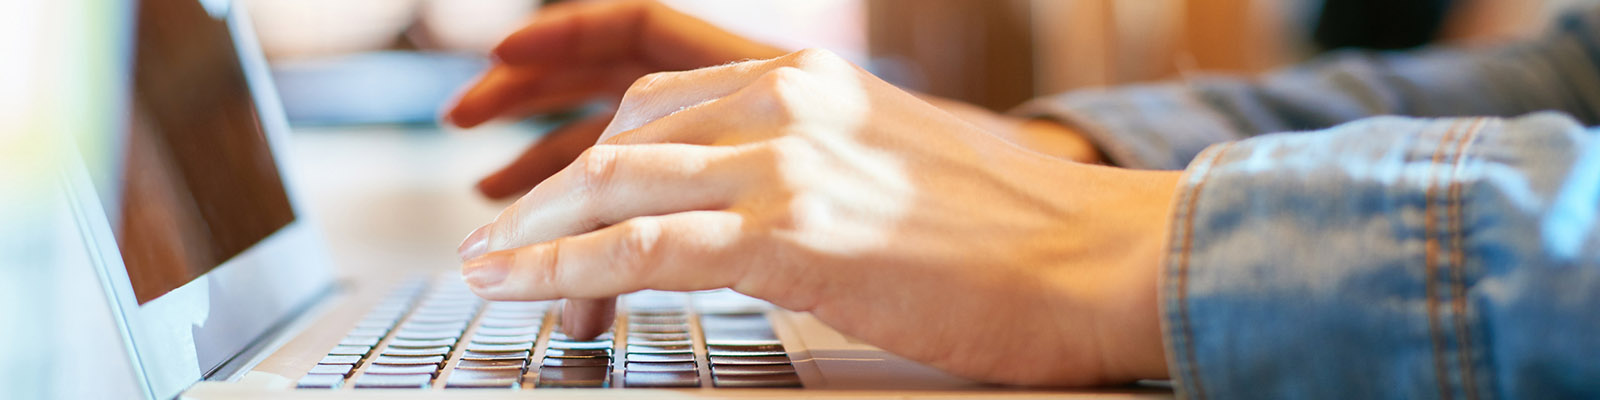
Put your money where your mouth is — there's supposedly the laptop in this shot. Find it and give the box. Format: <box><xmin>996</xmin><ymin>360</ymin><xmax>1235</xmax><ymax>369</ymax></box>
<box><xmin>57</xmin><ymin>0</ymin><xmax>1173</xmax><ymax>398</ymax></box>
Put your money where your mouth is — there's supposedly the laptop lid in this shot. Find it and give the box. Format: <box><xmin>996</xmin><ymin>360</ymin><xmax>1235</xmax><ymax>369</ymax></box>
<box><xmin>61</xmin><ymin>0</ymin><xmax>335</xmax><ymax>398</ymax></box>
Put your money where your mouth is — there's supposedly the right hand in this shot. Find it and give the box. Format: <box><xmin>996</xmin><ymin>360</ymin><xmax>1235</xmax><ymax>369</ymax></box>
<box><xmin>444</xmin><ymin>0</ymin><xmax>786</xmax><ymax>199</ymax></box>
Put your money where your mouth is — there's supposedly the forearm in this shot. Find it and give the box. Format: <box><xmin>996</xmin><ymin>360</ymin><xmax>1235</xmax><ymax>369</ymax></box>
<box><xmin>1015</xmin><ymin>6</ymin><xmax>1600</xmax><ymax>169</ymax></box>
<box><xmin>1162</xmin><ymin>113</ymin><xmax>1600</xmax><ymax>399</ymax></box>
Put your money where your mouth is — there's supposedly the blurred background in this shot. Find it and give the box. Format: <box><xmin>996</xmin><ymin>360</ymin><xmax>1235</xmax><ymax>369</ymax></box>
<box><xmin>245</xmin><ymin>0</ymin><xmax>1599</xmax><ymax>125</ymax></box>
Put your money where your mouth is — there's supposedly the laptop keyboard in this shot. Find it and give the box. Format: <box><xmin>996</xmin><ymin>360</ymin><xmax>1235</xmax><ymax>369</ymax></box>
<box><xmin>295</xmin><ymin>275</ymin><xmax>803</xmax><ymax>390</ymax></box>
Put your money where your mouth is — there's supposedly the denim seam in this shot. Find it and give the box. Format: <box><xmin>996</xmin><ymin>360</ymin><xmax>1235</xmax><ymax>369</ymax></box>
<box><xmin>1425</xmin><ymin>120</ymin><xmax>1467</xmax><ymax>400</ymax></box>
<box><xmin>1448</xmin><ymin>118</ymin><xmax>1490</xmax><ymax>400</ymax></box>
<box><xmin>1172</xmin><ymin>142</ymin><xmax>1232</xmax><ymax>400</ymax></box>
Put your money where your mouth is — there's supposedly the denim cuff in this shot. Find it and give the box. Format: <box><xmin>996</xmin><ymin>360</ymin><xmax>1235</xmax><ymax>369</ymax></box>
<box><xmin>1157</xmin><ymin>116</ymin><xmax>1530</xmax><ymax>399</ymax></box>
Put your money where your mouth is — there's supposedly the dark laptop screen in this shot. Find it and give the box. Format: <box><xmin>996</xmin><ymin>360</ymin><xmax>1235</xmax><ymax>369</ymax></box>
<box><xmin>117</xmin><ymin>0</ymin><xmax>294</xmax><ymax>304</ymax></box>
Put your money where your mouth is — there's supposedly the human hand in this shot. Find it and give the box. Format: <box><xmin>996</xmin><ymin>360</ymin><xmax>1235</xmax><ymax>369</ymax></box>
<box><xmin>444</xmin><ymin>0</ymin><xmax>785</xmax><ymax>199</ymax></box>
<box><xmin>455</xmin><ymin>49</ymin><xmax>1176</xmax><ymax>386</ymax></box>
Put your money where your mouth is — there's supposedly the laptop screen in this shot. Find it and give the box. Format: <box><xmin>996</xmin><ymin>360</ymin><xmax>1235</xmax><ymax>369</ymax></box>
<box><xmin>116</xmin><ymin>0</ymin><xmax>294</xmax><ymax>304</ymax></box>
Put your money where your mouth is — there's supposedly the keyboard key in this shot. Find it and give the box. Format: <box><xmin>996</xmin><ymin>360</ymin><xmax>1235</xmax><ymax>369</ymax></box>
<box><xmin>381</xmin><ymin>346</ymin><xmax>451</xmax><ymax>357</ymax></box>
<box><xmin>445</xmin><ymin>368</ymin><xmax>522</xmax><ymax>389</ymax></box>
<box><xmin>708</xmin><ymin>355</ymin><xmax>791</xmax><ymax>365</ymax></box>
<box><xmin>627</xmin><ymin>353</ymin><xmax>695</xmax><ymax>363</ymax></box>
<box><xmin>629</xmin><ymin>332</ymin><xmax>692</xmax><ymax>342</ymax></box>
<box><xmin>542</xmin><ymin>357</ymin><xmax>611</xmax><ymax>368</ymax></box>
<box><xmin>708</xmin><ymin>347</ymin><xmax>786</xmax><ymax>357</ymax></box>
<box><xmin>549</xmin><ymin>331</ymin><xmax>614</xmax><ymax>341</ymax></box>
<box><xmin>628</xmin><ymin>323</ymin><xmax>689</xmax><ymax>333</ymax></box>
<box><xmin>353</xmin><ymin>373</ymin><xmax>432</xmax><ymax>389</ymax></box>
<box><xmin>406</xmin><ymin>314</ymin><xmax>475</xmax><ymax>324</ymax></box>
<box><xmin>629</xmin><ymin>315</ymin><xmax>689</xmax><ymax>325</ymax></box>
<box><xmin>455</xmin><ymin>359</ymin><xmax>527</xmax><ymax>371</ymax></box>
<box><xmin>319</xmin><ymin>355</ymin><xmax>361</xmax><ymax>365</ymax></box>
<box><xmin>486</xmin><ymin>301</ymin><xmax>548</xmax><ymax>310</ymax></box>
<box><xmin>460</xmin><ymin>350</ymin><xmax>530</xmax><ymax>361</ymax></box>
<box><xmin>307</xmin><ymin>364</ymin><xmax>354</xmax><ymax>377</ymax></box>
<box><xmin>711</xmin><ymin>364</ymin><xmax>797</xmax><ymax>376</ymax></box>
<box><xmin>470</xmin><ymin>333</ymin><xmax>539</xmax><ymax>345</ymax></box>
<box><xmin>386</xmin><ymin>338</ymin><xmax>456</xmax><ymax>349</ymax></box>
<box><xmin>626</xmin><ymin>309</ymin><xmax>687</xmax><ymax>317</ymax></box>
<box><xmin>712</xmin><ymin>373</ymin><xmax>801</xmax><ymax>388</ymax></box>
<box><xmin>474</xmin><ymin>326</ymin><xmax>541</xmax><ymax>337</ymax></box>
<box><xmin>482</xmin><ymin>311</ymin><xmax>545</xmax><ymax>320</ymax></box>
<box><xmin>626</xmin><ymin>361</ymin><xmax>697</xmax><ymax>373</ymax></box>
<box><xmin>537</xmin><ymin>366</ymin><xmax>610</xmax><ymax>388</ymax></box>
<box><xmin>347</xmin><ymin>327</ymin><xmax>389</xmax><ymax>338</ymax></box>
<box><xmin>707</xmin><ymin>343</ymin><xmax>786</xmax><ymax>355</ymax></box>
<box><xmin>327</xmin><ymin>345</ymin><xmax>372</xmax><ymax>357</ymax></box>
<box><xmin>400</xmin><ymin>321</ymin><xmax>469</xmax><ymax>332</ymax></box>
<box><xmin>547</xmin><ymin>339</ymin><xmax>613</xmax><ymax>350</ymax></box>
<box><xmin>700</xmin><ymin>314</ymin><xmax>779</xmax><ymax>343</ymax></box>
<box><xmin>355</xmin><ymin>319</ymin><xmax>398</xmax><ymax>330</ymax></box>
<box><xmin>465</xmin><ymin>342</ymin><xmax>534</xmax><ymax>353</ymax></box>
<box><xmin>476</xmin><ymin>317</ymin><xmax>542</xmax><ymax>328</ymax></box>
<box><xmin>364</xmin><ymin>364</ymin><xmax>440</xmax><ymax>376</ymax></box>
<box><xmin>339</xmin><ymin>335</ymin><xmax>382</xmax><ymax>347</ymax></box>
<box><xmin>371</xmin><ymin>355</ymin><xmax>445</xmax><ymax>366</ymax></box>
<box><xmin>296</xmin><ymin>373</ymin><xmax>345</xmax><ymax>389</ymax></box>
<box><xmin>394</xmin><ymin>329</ymin><xmax>462</xmax><ymax>341</ymax></box>
<box><xmin>544</xmin><ymin>348</ymin><xmax>612</xmax><ymax>358</ymax></box>
<box><xmin>705</xmin><ymin>338</ymin><xmax>783</xmax><ymax>347</ymax></box>
<box><xmin>625</xmin><ymin>371</ymin><xmax>700</xmax><ymax>388</ymax></box>
<box><xmin>627</xmin><ymin>344</ymin><xmax>692</xmax><ymax>354</ymax></box>
<box><xmin>703</xmin><ymin>330</ymin><xmax>779</xmax><ymax>344</ymax></box>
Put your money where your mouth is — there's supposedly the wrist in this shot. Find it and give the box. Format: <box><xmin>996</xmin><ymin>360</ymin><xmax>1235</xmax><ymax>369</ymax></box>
<box><xmin>1017</xmin><ymin>119</ymin><xmax>1106</xmax><ymax>165</ymax></box>
<box><xmin>1079</xmin><ymin>167</ymin><xmax>1179</xmax><ymax>382</ymax></box>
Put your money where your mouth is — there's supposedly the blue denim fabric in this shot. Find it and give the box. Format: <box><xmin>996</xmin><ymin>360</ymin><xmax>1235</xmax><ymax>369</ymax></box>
<box><xmin>1164</xmin><ymin>114</ymin><xmax>1600</xmax><ymax>399</ymax></box>
<box><xmin>1012</xmin><ymin>5</ymin><xmax>1600</xmax><ymax>399</ymax></box>
<box><xmin>1014</xmin><ymin>8</ymin><xmax>1600</xmax><ymax>171</ymax></box>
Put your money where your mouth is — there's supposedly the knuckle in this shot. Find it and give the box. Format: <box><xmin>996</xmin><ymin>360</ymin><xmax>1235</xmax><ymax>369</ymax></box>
<box><xmin>619</xmin><ymin>71</ymin><xmax>673</xmax><ymax>107</ymax></box>
<box><xmin>787</xmin><ymin>48</ymin><xmax>851</xmax><ymax>72</ymax></box>
<box><xmin>786</xmin><ymin>48</ymin><xmax>842</xmax><ymax>69</ymax></box>
<box><xmin>612</xmin><ymin>217</ymin><xmax>664</xmax><ymax>278</ymax></box>
<box><xmin>742</xmin><ymin>67</ymin><xmax>809</xmax><ymax>118</ymax></box>
<box><xmin>577</xmin><ymin>145</ymin><xmax>623</xmax><ymax>199</ymax></box>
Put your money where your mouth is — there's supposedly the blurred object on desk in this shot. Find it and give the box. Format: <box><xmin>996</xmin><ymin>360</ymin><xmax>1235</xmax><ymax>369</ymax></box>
<box><xmin>243</xmin><ymin>0</ymin><xmax>535</xmax><ymax>126</ymax></box>
<box><xmin>268</xmin><ymin>52</ymin><xmax>486</xmax><ymax>126</ymax></box>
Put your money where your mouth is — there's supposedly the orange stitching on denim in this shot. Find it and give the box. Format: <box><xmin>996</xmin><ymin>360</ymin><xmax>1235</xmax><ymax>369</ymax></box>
<box><xmin>1425</xmin><ymin>121</ymin><xmax>1465</xmax><ymax>400</ymax></box>
<box><xmin>1449</xmin><ymin>118</ymin><xmax>1487</xmax><ymax>400</ymax></box>
<box><xmin>1176</xmin><ymin>142</ymin><xmax>1231</xmax><ymax>400</ymax></box>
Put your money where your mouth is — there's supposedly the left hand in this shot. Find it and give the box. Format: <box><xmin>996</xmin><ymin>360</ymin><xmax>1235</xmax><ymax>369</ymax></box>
<box><xmin>456</xmin><ymin>49</ymin><xmax>1177</xmax><ymax>386</ymax></box>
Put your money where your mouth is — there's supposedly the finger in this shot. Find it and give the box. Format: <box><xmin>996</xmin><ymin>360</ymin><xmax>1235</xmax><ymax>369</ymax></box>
<box><xmin>493</xmin><ymin>0</ymin><xmax>780</xmax><ymax>70</ymax></box>
<box><xmin>476</xmin><ymin>111</ymin><xmax>613</xmax><ymax>199</ymax></box>
<box><xmin>462</xmin><ymin>210</ymin><xmax>748</xmax><ymax>300</ymax></box>
<box><xmin>600</xmin><ymin>49</ymin><xmax>848</xmax><ymax>140</ymax></box>
<box><xmin>445</xmin><ymin>63</ymin><xmax>643</xmax><ymax>128</ymax></box>
<box><xmin>462</xmin><ymin>143</ymin><xmax>754</xmax><ymax>260</ymax></box>
<box><xmin>560</xmin><ymin>298</ymin><xmax>616</xmax><ymax>340</ymax></box>
<box><xmin>492</xmin><ymin>0</ymin><xmax>648</xmax><ymax>67</ymax></box>
<box><xmin>598</xmin><ymin>87</ymin><xmax>773</xmax><ymax>146</ymax></box>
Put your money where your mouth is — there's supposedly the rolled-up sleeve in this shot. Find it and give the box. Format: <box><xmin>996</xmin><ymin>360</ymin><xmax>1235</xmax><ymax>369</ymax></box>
<box><xmin>1161</xmin><ymin>113</ymin><xmax>1600</xmax><ymax>399</ymax></box>
<box><xmin>1013</xmin><ymin>7</ymin><xmax>1600</xmax><ymax>170</ymax></box>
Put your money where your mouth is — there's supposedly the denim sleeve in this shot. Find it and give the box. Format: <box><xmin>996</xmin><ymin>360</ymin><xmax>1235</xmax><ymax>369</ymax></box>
<box><xmin>1012</xmin><ymin>7</ymin><xmax>1600</xmax><ymax>170</ymax></box>
<box><xmin>1162</xmin><ymin>112</ymin><xmax>1600</xmax><ymax>399</ymax></box>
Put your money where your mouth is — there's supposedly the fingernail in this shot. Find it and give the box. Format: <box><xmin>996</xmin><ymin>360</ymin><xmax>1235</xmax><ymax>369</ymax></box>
<box><xmin>458</xmin><ymin>225</ymin><xmax>490</xmax><ymax>261</ymax></box>
<box><xmin>462</xmin><ymin>255</ymin><xmax>509</xmax><ymax>288</ymax></box>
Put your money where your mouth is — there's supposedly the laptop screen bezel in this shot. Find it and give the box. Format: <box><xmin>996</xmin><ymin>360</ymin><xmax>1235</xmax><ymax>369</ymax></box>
<box><xmin>62</xmin><ymin>1</ymin><xmax>336</xmax><ymax>399</ymax></box>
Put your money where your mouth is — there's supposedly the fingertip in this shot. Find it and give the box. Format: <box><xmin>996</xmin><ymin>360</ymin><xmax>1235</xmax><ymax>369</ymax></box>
<box><xmin>560</xmin><ymin>299</ymin><xmax>617</xmax><ymax>340</ymax></box>
<box><xmin>475</xmin><ymin>173</ymin><xmax>521</xmax><ymax>200</ymax></box>
<box><xmin>458</xmin><ymin>225</ymin><xmax>491</xmax><ymax>261</ymax></box>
